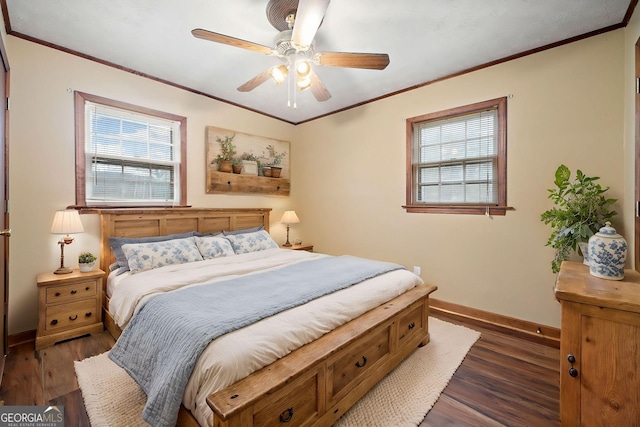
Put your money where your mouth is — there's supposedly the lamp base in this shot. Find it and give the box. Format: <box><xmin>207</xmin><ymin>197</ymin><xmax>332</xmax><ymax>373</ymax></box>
<box><xmin>54</xmin><ymin>267</ymin><xmax>73</xmax><ymax>275</ymax></box>
<box><xmin>282</xmin><ymin>224</ymin><xmax>292</xmax><ymax>247</ymax></box>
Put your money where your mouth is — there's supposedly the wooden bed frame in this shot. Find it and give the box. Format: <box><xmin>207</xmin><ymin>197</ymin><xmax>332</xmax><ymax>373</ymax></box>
<box><xmin>96</xmin><ymin>207</ymin><xmax>437</xmax><ymax>427</ymax></box>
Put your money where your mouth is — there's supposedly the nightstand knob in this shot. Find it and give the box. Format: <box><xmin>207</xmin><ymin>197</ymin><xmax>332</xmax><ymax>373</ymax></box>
<box><xmin>69</xmin><ymin>314</ymin><xmax>78</xmax><ymax>321</ymax></box>
<box><xmin>70</xmin><ymin>290</ymin><xmax>77</xmax><ymax>295</ymax></box>
<box><xmin>85</xmin><ymin>312</ymin><xmax>92</xmax><ymax>317</ymax></box>
<box><xmin>55</xmin><ymin>292</ymin><xmax>61</xmax><ymax>297</ymax></box>
<box><xmin>50</xmin><ymin>319</ymin><xmax>58</xmax><ymax>325</ymax></box>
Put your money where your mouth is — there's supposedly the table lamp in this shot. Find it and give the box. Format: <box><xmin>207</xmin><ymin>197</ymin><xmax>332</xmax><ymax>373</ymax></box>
<box><xmin>280</xmin><ymin>210</ymin><xmax>300</xmax><ymax>247</ymax></box>
<box><xmin>50</xmin><ymin>209</ymin><xmax>84</xmax><ymax>274</ymax></box>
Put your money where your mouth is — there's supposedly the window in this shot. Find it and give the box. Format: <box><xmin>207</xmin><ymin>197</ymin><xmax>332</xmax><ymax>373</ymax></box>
<box><xmin>404</xmin><ymin>97</ymin><xmax>510</xmax><ymax>215</ymax></box>
<box><xmin>75</xmin><ymin>92</ymin><xmax>187</xmax><ymax>207</ymax></box>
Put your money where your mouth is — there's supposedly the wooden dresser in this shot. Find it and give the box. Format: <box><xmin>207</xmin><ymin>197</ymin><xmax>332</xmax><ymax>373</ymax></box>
<box><xmin>36</xmin><ymin>269</ymin><xmax>105</xmax><ymax>350</ymax></box>
<box><xmin>554</xmin><ymin>261</ymin><xmax>640</xmax><ymax>426</ymax></box>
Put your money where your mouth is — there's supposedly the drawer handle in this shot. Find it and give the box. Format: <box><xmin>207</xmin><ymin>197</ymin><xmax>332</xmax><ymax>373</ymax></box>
<box><xmin>70</xmin><ymin>290</ymin><xmax>77</xmax><ymax>295</ymax></box>
<box><xmin>69</xmin><ymin>314</ymin><xmax>78</xmax><ymax>321</ymax></box>
<box><xmin>86</xmin><ymin>286</ymin><xmax>90</xmax><ymax>291</ymax></box>
<box><xmin>50</xmin><ymin>319</ymin><xmax>58</xmax><ymax>325</ymax></box>
<box><xmin>408</xmin><ymin>322</ymin><xmax>416</xmax><ymax>330</ymax></box>
<box><xmin>85</xmin><ymin>312</ymin><xmax>92</xmax><ymax>317</ymax></box>
<box><xmin>279</xmin><ymin>407</ymin><xmax>294</xmax><ymax>423</ymax></box>
<box><xmin>355</xmin><ymin>356</ymin><xmax>367</xmax><ymax>368</ymax></box>
<box><xmin>55</xmin><ymin>292</ymin><xmax>61</xmax><ymax>297</ymax></box>
<box><xmin>567</xmin><ymin>353</ymin><xmax>579</xmax><ymax>378</ymax></box>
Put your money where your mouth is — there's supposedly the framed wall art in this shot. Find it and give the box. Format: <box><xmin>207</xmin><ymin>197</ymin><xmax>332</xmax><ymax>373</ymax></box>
<box><xmin>205</xmin><ymin>126</ymin><xmax>291</xmax><ymax>196</ymax></box>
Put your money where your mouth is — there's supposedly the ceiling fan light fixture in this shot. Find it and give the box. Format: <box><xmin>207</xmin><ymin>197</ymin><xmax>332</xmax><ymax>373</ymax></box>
<box><xmin>297</xmin><ymin>75</ymin><xmax>312</xmax><ymax>91</ymax></box>
<box><xmin>270</xmin><ymin>64</ymin><xmax>289</xmax><ymax>85</ymax></box>
<box><xmin>296</xmin><ymin>60</ymin><xmax>312</xmax><ymax>78</ymax></box>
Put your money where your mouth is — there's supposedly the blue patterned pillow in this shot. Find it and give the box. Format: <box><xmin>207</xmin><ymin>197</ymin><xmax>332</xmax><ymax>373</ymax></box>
<box><xmin>225</xmin><ymin>230</ymin><xmax>279</xmax><ymax>254</ymax></box>
<box><xmin>122</xmin><ymin>237</ymin><xmax>203</xmax><ymax>274</ymax></box>
<box><xmin>194</xmin><ymin>236</ymin><xmax>235</xmax><ymax>260</ymax></box>
<box><xmin>109</xmin><ymin>231</ymin><xmax>197</xmax><ymax>274</ymax></box>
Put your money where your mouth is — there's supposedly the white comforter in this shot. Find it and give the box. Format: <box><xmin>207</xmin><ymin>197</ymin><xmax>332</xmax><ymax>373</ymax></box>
<box><xmin>108</xmin><ymin>248</ymin><xmax>423</xmax><ymax>427</ymax></box>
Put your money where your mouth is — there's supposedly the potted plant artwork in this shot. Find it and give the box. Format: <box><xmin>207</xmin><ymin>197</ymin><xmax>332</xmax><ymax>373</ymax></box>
<box><xmin>231</xmin><ymin>158</ymin><xmax>243</xmax><ymax>174</ymax></box>
<box><xmin>78</xmin><ymin>251</ymin><xmax>97</xmax><ymax>272</ymax></box>
<box><xmin>264</xmin><ymin>144</ymin><xmax>286</xmax><ymax>178</ymax></box>
<box><xmin>240</xmin><ymin>152</ymin><xmax>259</xmax><ymax>176</ymax></box>
<box><xmin>540</xmin><ymin>164</ymin><xmax>617</xmax><ymax>273</ymax></box>
<box><xmin>213</xmin><ymin>134</ymin><xmax>237</xmax><ymax>173</ymax></box>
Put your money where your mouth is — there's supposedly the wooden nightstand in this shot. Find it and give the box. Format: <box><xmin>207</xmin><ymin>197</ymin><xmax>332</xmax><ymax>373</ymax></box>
<box><xmin>280</xmin><ymin>244</ymin><xmax>314</xmax><ymax>252</ymax></box>
<box><xmin>36</xmin><ymin>269</ymin><xmax>105</xmax><ymax>350</ymax></box>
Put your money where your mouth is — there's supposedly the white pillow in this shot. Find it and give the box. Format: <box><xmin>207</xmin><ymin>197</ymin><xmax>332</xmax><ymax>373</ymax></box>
<box><xmin>225</xmin><ymin>229</ymin><xmax>279</xmax><ymax>254</ymax></box>
<box><xmin>122</xmin><ymin>236</ymin><xmax>203</xmax><ymax>274</ymax></box>
<box><xmin>194</xmin><ymin>235</ymin><xmax>235</xmax><ymax>260</ymax></box>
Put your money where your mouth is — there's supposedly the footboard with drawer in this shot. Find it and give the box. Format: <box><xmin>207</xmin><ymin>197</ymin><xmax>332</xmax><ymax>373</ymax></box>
<box><xmin>207</xmin><ymin>284</ymin><xmax>435</xmax><ymax>427</ymax></box>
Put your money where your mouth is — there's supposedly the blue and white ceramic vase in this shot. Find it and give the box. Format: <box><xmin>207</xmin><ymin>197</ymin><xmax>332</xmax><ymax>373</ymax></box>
<box><xmin>588</xmin><ymin>222</ymin><xmax>627</xmax><ymax>280</ymax></box>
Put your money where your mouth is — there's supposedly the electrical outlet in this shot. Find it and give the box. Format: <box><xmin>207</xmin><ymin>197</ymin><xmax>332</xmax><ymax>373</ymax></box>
<box><xmin>413</xmin><ymin>266</ymin><xmax>421</xmax><ymax>276</ymax></box>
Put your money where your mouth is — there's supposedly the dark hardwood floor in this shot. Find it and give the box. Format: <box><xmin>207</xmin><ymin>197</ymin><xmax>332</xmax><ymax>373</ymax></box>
<box><xmin>0</xmin><ymin>313</ymin><xmax>559</xmax><ymax>426</ymax></box>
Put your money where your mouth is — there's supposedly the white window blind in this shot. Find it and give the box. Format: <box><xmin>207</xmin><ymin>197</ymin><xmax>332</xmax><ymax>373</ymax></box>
<box><xmin>412</xmin><ymin>108</ymin><xmax>498</xmax><ymax>205</ymax></box>
<box><xmin>84</xmin><ymin>101</ymin><xmax>181</xmax><ymax>206</ymax></box>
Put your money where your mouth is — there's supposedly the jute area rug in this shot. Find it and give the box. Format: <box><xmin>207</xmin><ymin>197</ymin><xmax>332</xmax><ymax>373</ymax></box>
<box><xmin>75</xmin><ymin>317</ymin><xmax>480</xmax><ymax>427</ymax></box>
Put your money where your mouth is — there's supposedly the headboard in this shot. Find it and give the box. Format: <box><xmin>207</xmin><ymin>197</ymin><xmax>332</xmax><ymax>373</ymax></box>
<box><xmin>96</xmin><ymin>208</ymin><xmax>271</xmax><ymax>274</ymax></box>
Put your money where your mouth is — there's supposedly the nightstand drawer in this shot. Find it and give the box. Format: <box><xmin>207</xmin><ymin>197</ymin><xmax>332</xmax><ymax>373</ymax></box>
<box><xmin>46</xmin><ymin>280</ymin><xmax>97</xmax><ymax>304</ymax></box>
<box><xmin>44</xmin><ymin>299</ymin><xmax>98</xmax><ymax>332</ymax></box>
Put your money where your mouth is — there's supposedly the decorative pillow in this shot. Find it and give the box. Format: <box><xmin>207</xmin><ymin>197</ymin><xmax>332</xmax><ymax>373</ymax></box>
<box><xmin>195</xmin><ymin>231</ymin><xmax>223</xmax><ymax>237</ymax></box>
<box><xmin>121</xmin><ymin>236</ymin><xmax>203</xmax><ymax>274</ymax></box>
<box><xmin>225</xmin><ymin>229</ymin><xmax>279</xmax><ymax>254</ymax></box>
<box><xmin>109</xmin><ymin>231</ymin><xmax>197</xmax><ymax>275</ymax></box>
<box><xmin>194</xmin><ymin>235</ymin><xmax>235</xmax><ymax>260</ymax></box>
<box><xmin>222</xmin><ymin>225</ymin><xmax>264</xmax><ymax>236</ymax></box>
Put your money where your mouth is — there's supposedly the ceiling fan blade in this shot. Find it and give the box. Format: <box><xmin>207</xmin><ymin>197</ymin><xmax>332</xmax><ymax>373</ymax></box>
<box><xmin>315</xmin><ymin>52</ymin><xmax>390</xmax><ymax>70</ymax></box>
<box><xmin>192</xmin><ymin>28</ymin><xmax>273</xmax><ymax>55</ymax></box>
<box><xmin>310</xmin><ymin>72</ymin><xmax>331</xmax><ymax>102</ymax></box>
<box><xmin>291</xmin><ymin>0</ymin><xmax>330</xmax><ymax>49</ymax></box>
<box><xmin>237</xmin><ymin>69</ymin><xmax>273</xmax><ymax>92</ymax></box>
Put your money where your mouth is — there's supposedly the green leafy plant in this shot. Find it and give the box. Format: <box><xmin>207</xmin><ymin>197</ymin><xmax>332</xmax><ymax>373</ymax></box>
<box><xmin>541</xmin><ymin>165</ymin><xmax>617</xmax><ymax>273</ymax></box>
<box><xmin>78</xmin><ymin>251</ymin><xmax>97</xmax><ymax>264</ymax></box>
<box><xmin>213</xmin><ymin>134</ymin><xmax>237</xmax><ymax>163</ymax></box>
<box><xmin>264</xmin><ymin>144</ymin><xmax>286</xmax><ymax>166</ymax></box>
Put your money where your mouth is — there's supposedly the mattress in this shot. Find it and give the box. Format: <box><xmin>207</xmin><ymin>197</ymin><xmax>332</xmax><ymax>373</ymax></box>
<box><xmin>107</xmin><ymin>248</ymin><xmax>423</xmax><ymax>426</ymax></box>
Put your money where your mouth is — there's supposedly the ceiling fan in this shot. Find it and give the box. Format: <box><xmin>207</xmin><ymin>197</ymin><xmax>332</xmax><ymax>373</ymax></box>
<box><xmin>192</xmin><ymin>0</ymin><xmax>390</xmax><ymax>105</ymax></box>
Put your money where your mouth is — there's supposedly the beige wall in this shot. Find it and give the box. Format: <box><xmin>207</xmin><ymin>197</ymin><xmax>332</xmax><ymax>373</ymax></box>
<box><xmin>293</xmin><ymin>30</ymin><xmax>625</xmax><ymax>329</ymax></box>
<box><xmin>6</xmin><ymin>25</ymin><xmax>629</xmax><ymax>334</ymax></box>
<box><xmin>7</xmin><ymin>37</ymin><xmax>297</xmax><ymax>334</ymax></box>
<box><xmin>625</xmin><ymin>6</ymin><xmax>640</xmax><ymax>269</ymax></box>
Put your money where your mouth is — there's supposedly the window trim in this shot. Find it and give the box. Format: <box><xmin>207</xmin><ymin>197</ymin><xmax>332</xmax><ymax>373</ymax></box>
<box><xmin>74</xmin><ymin>91</ymin><xmax>188</xmax><ymax>208</ymax></box>
<box><xmin>403</xmin><ymin>97</ymin><xmax>512</xmax><ymax>215</ymax></box>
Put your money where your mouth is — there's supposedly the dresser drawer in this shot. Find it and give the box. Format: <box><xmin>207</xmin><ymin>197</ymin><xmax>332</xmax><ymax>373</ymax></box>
<box><xmin>397</xmin><ymin>303</ymin><xmax>425</xmax><ymax>348</ymax></box>
<box><xmin>45</xmin><ymin>280</ymin><xmax>97</xmax><ymax>304</ymax></box>
<box><xmin>252</xmin><ymin>369</ymin><xmax>319</xmax><ymax>427</ymax></box>
<box><xmin>328</xmin><ymin>324</ymin><xmax>390</xmax><ymax>403</ymax></box>
<box><xmin>44</xmin><ymin>299</ymin><xmax>98</xmax><ymax>332</ymax></box>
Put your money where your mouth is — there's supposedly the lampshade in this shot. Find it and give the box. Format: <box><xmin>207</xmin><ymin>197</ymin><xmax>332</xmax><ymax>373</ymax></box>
<box><xmin>50</xmin><ymin>210</ymin><xmax>84</xmax><ymax>235</ymax></box>
<box><xmin>281</xmin><ymin>210</ymin><xmax>300</xmax><ymax>224</ymax></box>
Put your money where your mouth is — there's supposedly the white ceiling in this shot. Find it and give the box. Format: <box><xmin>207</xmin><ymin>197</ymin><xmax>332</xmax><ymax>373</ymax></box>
<box><xmin>3</xmin><ymin>0</ymin><xmax>633</xmax><ymax>124</ymax></box>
